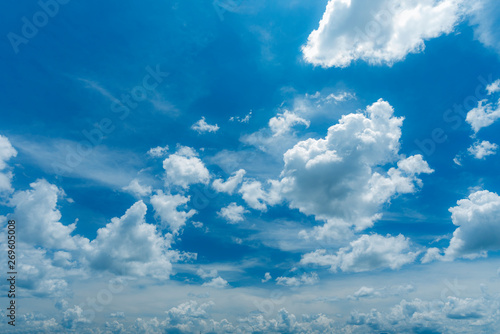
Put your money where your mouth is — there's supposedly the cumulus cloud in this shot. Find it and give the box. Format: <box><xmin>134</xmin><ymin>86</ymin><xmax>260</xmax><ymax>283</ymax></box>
<box><xmin>163</xmin><ymin>146</ymin><xmax>210</xmax><ymax>188</ymax></box>
<box><xmin>122</xmin><ymin>178</ymin><xmax>152</xmax><ymax>197</ymax></box>
<box><xmin>269</xmin><ymin>110</ymin><xmax>310</xmax><ymax>137</ymax></box>
<box><xmin>9</xmin><ymin>179</ymin><xmax>88</xmax><ymax>250</ymax></box>
<box><xmin>262</xmin><ymin>272</ymin><xmax>272</xmax><ymax>282</ymax></box>
<box><xmin>468</xmin><ymin>140</ymin><xmax>498</xmax><ymax>159</ymax></box>
<box><xmin>279</xmin><ymin>99</ymin><xmax>433</xmax><ymax>234</ymax></box>
<box><xmin>0</xmin><ymin>135</ymin><xmax>17</xmax><ymax>196</ymax></box>
<box><xmin>212</xmin><ymin>169</ymin><xmax>246</xmax><ymax>194</ymax></box>
<box><xmin>191</xmin><ymin>117</ymin><xmax>220</xmax><ymax>134</ymax></box>
<box><xmin>150</xmin><ymin>190</ymin><xmax>197</xmax><ymax>233</ymax></box>
<box><xmin>302</xmin><ymin>0</ymin><xmax>465</xmax><ymax>68</ymax></box>
<box><xmin>86</xmin><ymin>201</ymin><xmax>186</xmax><ymax>279</ymax></box>
<box><xmin>466</xmin><ymin>98</ymin><xmax>500</xmax><ymax>133</ymax></box>
<box><xmin>239</xmin><ymin>179</ymin><xmax>281</xmax><ymax>211</ymax></box>
<box><xmin>444</xmin><ymin>190</ymin><xmax>500</xmax><ymax>260</ymax></box>
<box><xmin>347</xmin><ymin>295</ymin><xmax>500</xmax><ymax>333</ymax></box>
<box><xmin>276</xmin><ymin>272</ymin><xmax>319</xmax><ymax>287</ymax></box>
<box><xmin>147</xmin><ymin>145</ymin><xmax>169</xmax><ymax>158</ymax></box>
<box><xmin>301</xmin><ymin>234</ymin><xmax>418</xmax><ymax>272</ymax></box>
<box><xmin>202</xmin><ymin>276</ymin><xmax>229</xmax><ymax>288</ymax></box>
<box><xmin>218</xmin><ymin>202</ymin><xmax>248</xmax><ymax>223</ymax></box>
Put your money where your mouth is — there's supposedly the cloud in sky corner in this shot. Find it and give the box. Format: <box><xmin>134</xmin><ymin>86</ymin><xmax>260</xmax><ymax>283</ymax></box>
<box><xmin>302</xmin><ymin>0</ymin><xmax>465</xmax><ymax>68</ymax></box>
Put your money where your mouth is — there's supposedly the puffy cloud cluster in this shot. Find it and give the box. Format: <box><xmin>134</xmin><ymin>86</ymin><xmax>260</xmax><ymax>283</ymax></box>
<box><xmin>466</xmin><ymin>98</ymin><xmax>500</xmax><ymax>133</ymax></box>
<box><xmin>218</xmin><ymin>202</ymin><xmax>248</xmax><ymax>223</ymax></box>
<box><xmin>239</xmin><ymin>179</ymin><xmax>281</xmax><ymax>211</ymax></box>
<box><xmin>276</xmin><ymin>272</ymin><xmax>319</xmax><ymax>287</ymax></box>
<box><xmin>301</xmin><ymin>234</ymin><xmax>419</xmax><ymax>272</ymax></box>
<box><xmin>0</xmin><ymin>135</ymin><xmax>17</xmax><ymax>196</ymax></box>
<box><xmin>302</xmin><ymin>0</ymin><xmax>465</xmax><ymax>67</ymax></box>
<box><xmin>279</xmin><ymin>99</ymin><xmax>433</xmax><ymax>233</ymax></box>
<box><xmin>347</xmin><ymin>295</ymin><xmax>500</xmax><ymax>333</ymax></box>
<box><xmin>468</xmin><ymin>140</ymin><xmax>498</xmax><ymax>159</ymax></box>
<box><xmin>163</xmin><ymin>146</ymin><xmax>210</xmax><ymax>188</ymax></box>
<box><xmin>150</xmin><ymin>190</ymin><xmax>197</xmax><ymax>233</ymax></box>
<box><xmin>191</xmin><ymin>116</ymin><xmax>220</xmax><ymax>134</ymax></box>
<box><xmin>445</xmin><ymin>190</ymin><xmax>500</xmax><ymax>260</ymax></box>
<box><xmin>9</xmin><ymin>179</ymin><xmax>87</xmax><ymax>250</ymax></box>
<box><xmin>424</xmin><ymin>190</ymin><xmax>500</xmax><ymax>262</ymax></box>
<box><xmin>87</xmin><ymin>201</ymin><xmax>188</xmax><ymax>279</ymax></box>
<box><xmin>269</xmin><ymin>110</ymin><xmax>310</xmax><ymax>137</ymax></box>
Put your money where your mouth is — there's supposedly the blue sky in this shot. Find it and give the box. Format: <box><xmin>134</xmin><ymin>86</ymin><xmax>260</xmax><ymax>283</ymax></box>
<box><xmin>2</xmin><ymin>0</ymin><xmax>500</xmax><ymax>333</ymax></box>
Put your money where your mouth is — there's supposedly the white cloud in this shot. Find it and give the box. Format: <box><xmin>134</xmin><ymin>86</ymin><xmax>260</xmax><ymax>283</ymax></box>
<box><xmin>468</xmin><ymin>140</ymin><xmax>498</xmax><ymax>159</ymax></box>
<box><xmin>202</xmin><ymin>276</ymin><xmax>229</xmax><ymax>288</ymax></box>
<box><xmin>163</xmin><ymin>146</ymin><xmax>210</xmax><ymax>188</ymax></box>
<box><xmin>212</xmin><ymin>169</ymin><xmax>246</xmax><ymax>194</ymax></box>
<box><xmin>218</xmin><ymin>202</ymin><xmax>248</xmax><ymax>224</ymax></box>
<box><xmin>487</xmin><ymin>79</ymin><xmax>500</xmax><ymax>95</ymax></box>
<box><xmin>468</xmin><ymin>0</ymin><xmax>500</xmax><ymax>54</ymax></box>
<box><xmin>279</xmin><ymin>99</ymin><xmax>433</xmax><ymax>234</ymax></box>
<box><xmin>302</xmin><ymin>0</ymin><xmax>464</xmax><ymax>68</ymax></box>
<box><xmin>86</xmin><ymin>201</ymin><xmax>187</xmax><ymax>279</ymax></box>
<box><xmin>239</xmin><ymin>179</ymin><xmax>281</xmax><ymax>211</ymax></box>
<box><xmin>150</xmin><ymin>190</ymin><xmax>197</xmax><ymax>233</ymax></box>
<box><xmin>466</xmin><ymin>98</ymin><xmax>500</xmax><ymax>133</ymax></box>
<box><xmin>276</xmin><ymin>272</ymin><xmax>319</xmax><ymax>287</ymax></box>
<box><xmin>122</xmin><ymin>178</ymin><xmax>152</xmax><ymax>197</ymax></box>
<box><xmin>196</xmin><ymin>268</ymin><xmax>218</xmax><ymax>279</ymax></box>
<box><xmin>262</xmin><ymin>272</ymin><xmax>272</xmax><ymax>282</ymax></box>
<box><xmin>147</xmin><ymin>145</ymin><xmax>169</xmax><ymax>158</ymax></box>
<box><xmin>229</xmin><ymin>111</ymin><xmax>252</xmax><ymax>123</ymax></box>
<box><xmin>0</xmin><ymin>135</ymin><xmax>17</xmax><ymax>196</ymax></box>
<box><xmin>269</xmin><ymin>110</ymin><xmax>310</xmax><ymax>137</ymax></box>
<box><xmin>301</xmin><ymin>234</ymin><xmax>419</xmax><ymax>272</ymax></box>
<box><xmin>443</xmin><ymin>190</ymin><xmax>500</xmax><ymax>260</ymax></box>
<box><xmin>191</xmin><ymin>117</ymin><xmax>220</xmax><ymax>134</ymax></box>
<box><xmin>9</xmin><ymin>179</ymin><xmax>88</xmax><ymax>250</ymax></box>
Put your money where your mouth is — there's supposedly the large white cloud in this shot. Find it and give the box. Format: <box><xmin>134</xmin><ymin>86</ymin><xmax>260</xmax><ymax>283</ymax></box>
<box><xmin>301</xmin><ymin>234</ymin><xmax>419</xmax><ymax>272</ymax></box>
<box><xmin>163</xmin><ymin>146</ymin><xmax>210</xmax><ymax>189</ymax></box>
<box><xmin>279</xmin><ymin>99</ymin><xmax>433</xmax><ymax>234</ymax></box>
<box><xmin>0</xmin><ymin>135</ymin><xmax>17</xmax><ymax>196</ymax></box>
<box><xmin>9</xmin><ymin>179</ymin><xmax>88</xmax><ymax>250</ymax></box>
<box><xmin>444</xmin><ymin>190</ymin><xmax>500</xmax><ymax>260</ymax></box>
<box><xmin>150</xmin><ymin>190</ymin><xmax>197</xmax><ymax>233</ymax></box>
<box><xmin>468</xmin><ymin>140</ymin><xmax>498</xmax><ymax>159</ymax></box>
<box><xmin>303</xmin><ymin>0</ymin><xmax>465</xmax><ymax>68</ymax></box>
<box><xmin>86</xmin><ymin>201</ymin><xmax>189</xmax><ymax>279</ymax></box>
